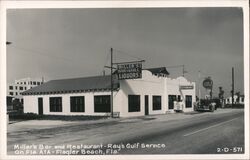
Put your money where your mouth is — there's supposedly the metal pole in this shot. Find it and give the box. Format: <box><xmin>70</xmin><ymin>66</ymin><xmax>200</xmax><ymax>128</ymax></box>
<box><xmin>110</xmin><ymin>48</ymin><xmax>113</xmax><ymax>118</ymax></box>
<box><xmin>182</xmin><ymin>65</ymin><xmax>184</xmax><ymax>77</ymax></box>
<box><xmin>232</xmin><ymin>67</ymin><xmax>234</xmax><ymax>108</ymax></box>
<box><xmin>198</xmin><ymin>71</ymin><xmax>201</xmax><ymax>104</ymax></box>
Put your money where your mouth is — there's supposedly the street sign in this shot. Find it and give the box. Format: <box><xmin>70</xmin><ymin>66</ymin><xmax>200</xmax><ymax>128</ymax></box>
<box><xmin>179</xmin><ymin>85</ymin><xmax>194</xmax><ymax>90</ymax></box>
<box><xmin>203</xmin><ymin>77</ymin><xmax>213</xmax><ymax>89</ymax></box>
<box><xmin>117</xmin><ymin>62</ymin><xmax>142</xmax><ymax>80</ymax></box>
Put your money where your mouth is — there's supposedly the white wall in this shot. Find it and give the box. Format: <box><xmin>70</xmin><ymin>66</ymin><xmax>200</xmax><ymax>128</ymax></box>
<box><xmin>24</xmin><ymin>91</ymin><xmax>120</xmax><ymax>116</ymax></box>
<box><xmin>118</xmin><ymin>70</ymin><xmax>166</xmax><ymax>117</ymax></box>
<box><xmin>23</xmin><ymin>71</ymin><xmax>196</xmax><ymax>117</ymax></box>
<box><xmin>23</xmin><ymin>96</ymin><xmax>38</xmax><ymax>113</ymax></box>
<box><xmin>166</xmin><ymin>77</ymin><xmax>196</xmax><ymax>112</ymax></box>
<box><xmin>225</xmin><ymin>95</ymin><xmax>244</xmax><ymax>105</ymax></box>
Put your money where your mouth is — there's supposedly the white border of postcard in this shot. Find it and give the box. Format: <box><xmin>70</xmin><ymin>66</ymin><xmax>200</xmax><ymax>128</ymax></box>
<box><xmin>0</xmin><ymin>0</ymin><xmax>249</xmax><ymax>160</ymax></box>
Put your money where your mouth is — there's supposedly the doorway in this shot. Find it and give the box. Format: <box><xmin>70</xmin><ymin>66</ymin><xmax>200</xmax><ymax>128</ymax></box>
<box><xmin>38</xmin><ymin>97</ymin><xmax>43</xmax><ymax>115</ymax></box>
<box><xmin>145</xmin><ymin>95</ymin><xmax>149</xmax><ymax>115</ymax></box>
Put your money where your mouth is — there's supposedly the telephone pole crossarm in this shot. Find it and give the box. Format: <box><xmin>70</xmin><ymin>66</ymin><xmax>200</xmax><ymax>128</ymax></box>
<box><xmin>113</xmin><ymin>60</ymin><xmax>145</xmax><ymax>65</ymax></box>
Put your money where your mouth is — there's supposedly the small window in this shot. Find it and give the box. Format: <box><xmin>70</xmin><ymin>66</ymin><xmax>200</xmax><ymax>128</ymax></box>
<box><xmin>94</xmin><ymin>95</ymin><xmax>110</xmax><ymax>112</ymax></box>
<box><xmin>70</xmin><ymin>96</ymin><xmax>85</xmax><ymax>112</ymax></box>
<box><xmin>24</xmin><ymin>87</ymin><xmax>27</xmax><ymax>90</ymax></box>
<box><xmin>49</xmin><ymin>97</ymin><xmax>62</xmax><ymax>112</ymax></box>
<box><xmin>10</xmin><ymin>92</ymin><xmax>13</xmax><ymax>95</ymax></box>
<box><xmin>24</xmin><ymin>82</ymin><xmax>26</xmax><ymax>85</ymax></box>
<box><xmin>20</xmin><ymin>82</ymin><xmax>22</xmax><ymax>84</ymax></box>
<box><xmin>185</xmin><ymin>95</ymin><xmax>192</xmax><ymax>108</ymax></box>
<box><xmin>16</xmin><ymin>92</ymin><xmax>18</xmax><ymax>95</ymax></box>
<box><xmin>37</xmin><ymin>82</ymin><xmax>40</xmax><ymax>85</ymax></box>
<box><xmin>33</xmin><ymin>81</ymin><xmax>37</xmax><ymax>85</ymax></box>
<box><xmin>128</xmin><ymin>95</ymin><xmax>140</xmax><ymax>112</ymax></box>
<box><xmin>9</xmin><ymin>86</ymin><xmax>13</xmax><ymax>90</ymax></box>
<box><xmin>19</xmin><ymin>86</ymin><xmax>23</xmax><ymax>90</ymax></box>
<box><xmin>15</xmin><ymin>86</ymin><xmax>18</xmax><ymax>90</ymax></box>
<box><xmin>153</xmin><ymin>96</ymin><xmax>161</xmax><ymax>110</ymax></box>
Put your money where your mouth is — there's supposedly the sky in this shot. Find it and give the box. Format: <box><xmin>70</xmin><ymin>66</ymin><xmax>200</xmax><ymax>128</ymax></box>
<box><xmin>6</xmin><ymin>7</ymin><xmax>244</xmax><ymax>97</ymax></box>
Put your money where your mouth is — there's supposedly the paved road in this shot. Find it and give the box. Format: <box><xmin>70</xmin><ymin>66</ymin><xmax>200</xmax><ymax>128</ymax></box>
<box><xmin>117</xmin><ymin>110</ymin><xmax>244</xmax><ymax>154</ymax></box>
<box><xmin>7</xmin><ymin>109</ymin><xmax>244</xmax><ymax>155</ymax></box>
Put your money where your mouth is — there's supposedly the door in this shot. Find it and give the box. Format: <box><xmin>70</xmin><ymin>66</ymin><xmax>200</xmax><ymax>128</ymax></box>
<box><xmin>38</xmin><ymin>97</ymin><xmax>43</xmax><ymax>115</ymax></box>
<box><xmin>168</xmin><ymin>95</ymin><xmax>177</xmax><ymax>110</ymax></box>
<box><xmin>145</xmin><ymin>95</ymin><xmax>149</xmax><ymax>115</ymax></box>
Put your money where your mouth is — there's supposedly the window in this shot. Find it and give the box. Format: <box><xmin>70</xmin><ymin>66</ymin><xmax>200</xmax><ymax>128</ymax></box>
<box><xmin>19</xmin><ymin>86</ymin><xmax>23</xmax><ymax>90</ymax></box>
<box><xmin>10</xmin><ymin>92</ymin><xmax>13</xmax><ymax>95</ymax></box>
<box><xmin>70</xmin><ymin>96</ymin><xmax>85</xmax><ymax>112</ymax></box>
<box><xmin>153</xmin><ymin>96</ymin><xmax>161</xmax><ymax>110</ymax></box>
<box><xmin>242</xmin><ymin>97</ymin><xmax>244</xmax><ymax>102</ymax></box>
<box><xmin>24</xmin><ymin>82</ymin><xmax>26</xmax><ymax>85</ymax></box>
<box><xmin>128</xmin><ymin>95</ymin><xmax>140</xmax><ymax>112</ymax></box>
<box><xmin>185</xmin><ymin>95</ymin><xmax>192</xmax><ymax>108</ymax></box>
<box><xmin>37</xmin><ymin>82</ymin><xmax>41</xmax><ymax>85</ymax></box>
<box><xmin>168</xmin><ymin>95</ymin><xmax>176</xmax><ymax>109</ymax></box>
<box><xmin>15</xmin><ymin>86</ymin><xmax>17</xmax><ymax>90</ymax></box>
<box><xmin>50</xmin><ymin>97</ymin><xmax>62</xmax><ymax>112</ymax></box>
<box><xmin>9</xmin><ymin>86</ymin><xmax>13</xmax><ymax>90</ymax></box>
<box><xmin>24</xmin><ymin>87</ymin><xmax>27</xmax><ymax>90</ymax></box>
<box><xmin>94</xmin><ymin>95</ymin><xmax>110</xmax><ymax>112</ymax></box>
<box><xmin>33</xmin><ymin>81</ymin><xmax>37</xmax><ymax>85</ymax></box>
<box><xmin>16</xmin><ymin>92</ymin><xmax>18</xmax><ymax>95</ymax></box>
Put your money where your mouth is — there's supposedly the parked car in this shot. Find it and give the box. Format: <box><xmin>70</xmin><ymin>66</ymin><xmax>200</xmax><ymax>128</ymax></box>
<box><xmin>194</xmin><ymin>99</ymin><xmax>216</xmax><ymax>112</ymax></box>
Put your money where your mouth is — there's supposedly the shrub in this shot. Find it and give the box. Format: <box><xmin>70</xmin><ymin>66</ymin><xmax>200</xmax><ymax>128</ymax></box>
<box><xmin>8</xmin><ymin>113</ymin><xmax>109</xmax><ymax>121</ymax></box>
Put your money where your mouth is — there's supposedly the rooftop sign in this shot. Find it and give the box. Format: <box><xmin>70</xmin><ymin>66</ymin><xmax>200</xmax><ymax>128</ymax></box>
<box><xmin>203</xmin><ymin>77</ymin><xmax>213</xmax><ymax>89</ymax></box>
<box><xmin>117</xmin><ymin>62</ymin><xmax>142</xmax><ymax>80</ymax></box>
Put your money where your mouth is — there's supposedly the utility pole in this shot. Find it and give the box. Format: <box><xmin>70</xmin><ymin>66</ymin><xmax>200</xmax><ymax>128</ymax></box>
<box><xmin>182</xmin><ymin>65</ymin><xmax>184</xmax><ymax>77</ymax></box>
<box><xmin>110</xmin><ymin>48</ymin><xmax>113</xmax><ymax>118</ymax></box>
<box><xmin>198</xmin><ymin>71</ymin><xmax>201</xmax><ymax>104</ymax></box>
<box><xmin>232</xmin><ymin>67</ymin><xmax>234</xmax><ymax>108</ymax></box>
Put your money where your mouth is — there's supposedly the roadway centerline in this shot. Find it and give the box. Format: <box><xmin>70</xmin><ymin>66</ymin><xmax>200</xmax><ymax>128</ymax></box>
<box><xmin>183</xmin><ymin>117</ymin><xmax>240</xmax><ymax>137</ymax></box>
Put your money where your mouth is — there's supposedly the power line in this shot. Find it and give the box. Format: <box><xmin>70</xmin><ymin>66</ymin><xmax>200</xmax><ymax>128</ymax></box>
<box><xmin>113</xmin><ymin>48</ymin><xmax>143</xmax><ymax>61</ymax></box>
<box><xmin>9</xmin><ymin>45</ymin><xmax>79</xmax><ymax>63</ymax></box>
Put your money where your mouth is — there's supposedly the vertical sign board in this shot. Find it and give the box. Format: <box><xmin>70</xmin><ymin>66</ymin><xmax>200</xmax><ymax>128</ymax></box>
<box><xmin>117</xmin><ymin>63</ymin><xmax>142</xmax><ymax>80</ymax></box>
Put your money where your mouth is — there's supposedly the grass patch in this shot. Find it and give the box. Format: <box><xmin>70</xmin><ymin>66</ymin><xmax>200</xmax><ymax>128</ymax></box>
<box><xmin>8</xmin><ymin>112</ymin><xmax>110</xmax><ymax>121</ymax></box>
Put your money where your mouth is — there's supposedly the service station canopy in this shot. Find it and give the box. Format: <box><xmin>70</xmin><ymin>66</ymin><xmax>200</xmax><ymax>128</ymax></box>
<box><xmin>117</xmin><ymin>62</ymin><xmax>142</xmax><ymax>80</ymax></box>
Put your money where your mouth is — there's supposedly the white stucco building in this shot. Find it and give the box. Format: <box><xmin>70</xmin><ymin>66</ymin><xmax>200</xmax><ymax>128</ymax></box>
<box><xmin>7</xmin><ymin>77</ymin><xmax>44</xmax><ymax>103</ymax></box>
<box><xmin>22</xmin><ymin>67</ymin><xmax>196</xmax><ymax>117</ymax></box>
<box><xmin>225</xmin><ymin>95</ymin><xmax>244</xmax><ymax>105</ymax></box>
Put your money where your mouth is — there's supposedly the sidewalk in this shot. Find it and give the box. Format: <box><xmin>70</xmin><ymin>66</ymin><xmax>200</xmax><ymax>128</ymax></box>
<box><xmin>7</xmin><ymin>108</ymin><xmax>240</xmax><ymax>133</ymax></box>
